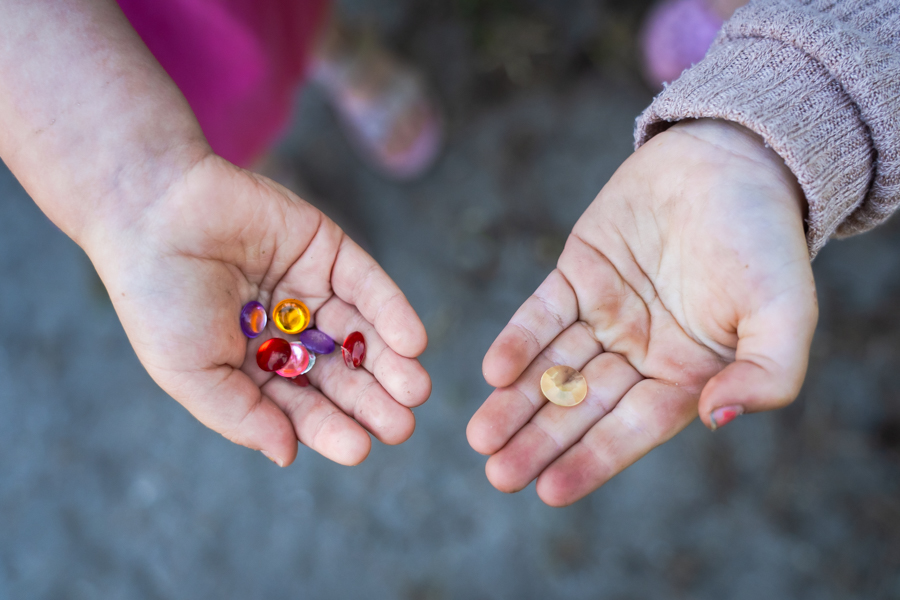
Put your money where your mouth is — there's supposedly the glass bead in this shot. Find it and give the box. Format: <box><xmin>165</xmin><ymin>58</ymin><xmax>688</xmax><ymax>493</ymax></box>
<box><xmin>239</xmin><ymin>301</ymin><xmax>267</xmax><ymax>338</ymax></box>
<box><xmin>540</xmin><ymin>366</ymin><xmax>588</xmax><ymax>407</ymax></box>
<box><xmin>300</xmin><ymin>351</ymin><xmax>316</xmax><ymax>375</ymax></box>
<box><xmin>342</xmin><ymin>331</ymin><xmax>366</xmax><ymax>369</ymax></box>
<box><xmin>299</xmin><ymin>329</ymin><xmax>335</xmax><ymax>354</ymax></box>
<box><xmin>290</xmin><ymin>374</ymin><xmax>310</xmax><ymax>387</ymax></box>
<box><xmin>257</xmin><ymin>338</ymin><xmax>292</xmax><ymax>372</ymax></box>
<box><xmin>272</xmin><ymin>299</ymin><xmax>310</xmax><ymax>335</ymax></box>
<box><xmin>276</xmin><ymin>342</ymin><xmax>311</xmax><ymax>378</ymax></box>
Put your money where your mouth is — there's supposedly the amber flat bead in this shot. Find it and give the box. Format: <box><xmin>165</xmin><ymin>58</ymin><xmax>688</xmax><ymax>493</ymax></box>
<box><xmin>540</xmin><ymin>366</ymin><xmax>588</xmax><ymax>407</ymax></box>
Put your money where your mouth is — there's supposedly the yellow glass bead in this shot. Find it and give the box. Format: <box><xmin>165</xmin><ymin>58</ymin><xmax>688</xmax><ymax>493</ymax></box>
<box><xmin>272</xmin><ymin>299</ymin><xmax>310</xmax><ymax>334</ymax></box>
<box><xmin>540</xmin><ymin>366</ymin><xmax>588</xmax><ymax>407</ymax></box>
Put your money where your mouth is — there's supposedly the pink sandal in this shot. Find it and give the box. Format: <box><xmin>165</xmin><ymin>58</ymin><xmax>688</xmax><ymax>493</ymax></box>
<box><xmin>310</xmin><ymin>27</ymin><xmax>443</xmax><ymax>181</ymax></box>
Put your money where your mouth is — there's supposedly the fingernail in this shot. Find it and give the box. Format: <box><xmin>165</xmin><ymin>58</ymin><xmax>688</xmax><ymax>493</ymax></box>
<box><xmin>709</xmin><ymin>405</ymin><xmax>744</xmax><ymax>431</ymax></box>
<box><xmin>261</xmin><ymin>450</ymin><xmax>284</xmax><ymax>467</ymax></box>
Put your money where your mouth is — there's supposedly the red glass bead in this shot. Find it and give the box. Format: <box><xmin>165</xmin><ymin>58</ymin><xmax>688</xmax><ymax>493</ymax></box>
<box><xmin>256</xmin><ymin>338</ymin><xmax>291</xmax><ymax>372</ymax></box>
<box><xmin>290</xmin><ymin>374</ymin><xmax>310</xmax><ymax>387</ymax></box>
<box><xmin>341</xmin><ymin>331</ymin><xmax>366</xmax><ymax>369</ymax></box>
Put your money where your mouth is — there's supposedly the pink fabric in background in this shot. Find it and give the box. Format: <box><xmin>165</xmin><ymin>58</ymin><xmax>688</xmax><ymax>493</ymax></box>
<box><xmin>640</xmin><ymin>0</ymin><xmax>723</xmax><ymax>88</ymax></box>
<box><xmin>117</xmin><ymin>0</ymin><xmax>330</xmax><ymax>167</ymax></box>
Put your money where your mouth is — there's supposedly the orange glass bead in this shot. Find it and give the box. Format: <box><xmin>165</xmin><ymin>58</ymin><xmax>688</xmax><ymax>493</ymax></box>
<box><xmin>540</xmin><ymin>366</ymin><xmax>588</xmax><ymax>407</ymax></box>
<box><xmin>272</xmin><ymin>299</ymin><xmax>310</xmax><ymax>335</ymax></box>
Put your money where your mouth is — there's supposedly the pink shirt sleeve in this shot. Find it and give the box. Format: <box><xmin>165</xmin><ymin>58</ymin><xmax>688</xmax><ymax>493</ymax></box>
<box><xmin>117</xmin><ymin>0</ymin><xmax>330</xmax><ymax>167</ymax></box>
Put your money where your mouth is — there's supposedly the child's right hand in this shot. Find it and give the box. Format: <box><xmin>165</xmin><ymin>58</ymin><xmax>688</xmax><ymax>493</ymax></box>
<box><xmin>1</xmin><ymin>0</ymin><xmax>430</xmax><ymax>469</ymax></box>
<box><xmin>83</xmin><ymin>154</ymin><xmax>431</xmax><ymax>467</ymax></box>
<box><xmin>468</xmin><ymin>119</ymin><xmax>818</xmax><ymax>506</ymax></box>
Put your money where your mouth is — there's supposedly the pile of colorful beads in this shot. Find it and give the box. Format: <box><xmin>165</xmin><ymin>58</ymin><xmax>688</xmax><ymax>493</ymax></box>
<box><xmin>241</xmin><ymin>299</ymin><xmax>367</xmax><ymax>386</ymax></box>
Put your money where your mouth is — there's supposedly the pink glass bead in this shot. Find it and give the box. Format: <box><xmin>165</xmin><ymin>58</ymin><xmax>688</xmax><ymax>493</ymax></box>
<box><xmin>240</xmin><ymin>301</ymin><xmax>267</xmax><ymax>338</ymax></box>
<box><xmin>276</xmin><ymin>342</ymin><xmax>311</xmax><ymax>378</ymax></box>
<box><xmin>299</xmin><ymin>329</ymin><xmax>335</xmax><ymax>354</ymax></box>
<box><xmin>290</xmin><ymin>374</ymin><xmax>310</xmax><ymax>387</ymax></box>
<box><xmin>342</xmin><ymin>331</ymin><xmax>366</xmax><ymax>369</ymax></box>
<box><xmin>257</xmin><ymin>338</ymin><xmax>291</xmax><ymax>372</ymax></box>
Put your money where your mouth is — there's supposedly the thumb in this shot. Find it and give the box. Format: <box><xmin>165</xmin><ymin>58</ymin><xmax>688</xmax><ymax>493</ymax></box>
<box><xmin>698</xmin><ymin>293</ymin><xmax>818</xmax><ymax>430</ymax></box>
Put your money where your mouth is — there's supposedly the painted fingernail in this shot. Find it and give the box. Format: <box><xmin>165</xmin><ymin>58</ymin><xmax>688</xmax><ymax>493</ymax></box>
<box><xmin>709</xmin><ymin>405</ymin><xmax>744</xmax><ymax>431</ymax></box>
<box><xmin>261</xmin><ymin>450</ymin><xmax>284</xmax><ymax>467</ymax></box>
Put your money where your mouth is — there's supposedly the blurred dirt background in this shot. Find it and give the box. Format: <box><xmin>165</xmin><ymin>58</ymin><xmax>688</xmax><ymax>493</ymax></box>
<box><xmin>2</xmin><ymin>1</ymin><xmax>899</xmax><ymax>598</ymax></box>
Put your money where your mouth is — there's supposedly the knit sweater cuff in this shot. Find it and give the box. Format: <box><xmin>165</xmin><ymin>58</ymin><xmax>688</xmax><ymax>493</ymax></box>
<box><xmin>635</xmin><ymin>37</ymin><xmax>874</xmax><ymax>258</ymax></box>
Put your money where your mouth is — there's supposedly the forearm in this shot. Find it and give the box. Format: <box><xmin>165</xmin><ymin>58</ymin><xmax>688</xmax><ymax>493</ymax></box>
<box><xmin>0</xmin><ymin>0</ymin><xmax>210</xmax><ymax>252</ymax></box>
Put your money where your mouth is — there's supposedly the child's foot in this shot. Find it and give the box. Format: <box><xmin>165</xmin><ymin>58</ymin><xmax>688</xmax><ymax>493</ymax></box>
<box><xmin>310</xmin><ymin>20</ymin><xmax>443</xmax><ymax>181</ymax></box>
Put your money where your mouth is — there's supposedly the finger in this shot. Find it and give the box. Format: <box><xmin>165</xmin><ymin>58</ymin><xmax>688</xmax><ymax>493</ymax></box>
<box><xmin>536</xmin><ymin>379</ymin><xmax>696</xmax><ymax>507</ymax></box>
<box><xmin>483</xmin><ymin>270</ymin><xmax>579</xmax><ymax>389</ymax></box>
<box><xmin>314</xmin><ymin>296</ymin><xmax>431</xmax><ymax>408</ymax></box>
<box><xmin>172</xmin><ymin>366</ymin><xmax>299</xmax><ymax>468</ymax></box>
<box><xmin>698</xmin><ymin>292</ymin><xmax>817</xmax><ymax>430</ymax></box>
<box><xmin>306</xmin><ymin>351</ymin><xmax>416</xmax><ymax>446</ymax></box>
<box><xmin>467</xmin><ymin>321</ymin><xmax>602</xmax><ymax>456</ymax></box>
<box><xmin>264</xmin><ymin>376</ymin><xmax>371</xmax><ymax>466</ymax></box>
<box><xmin>484</xmin><ymin>352</ymin><xmax>643</xmax><ymax>493</ymax></box>
<box><xmin>331</xmin><ymin>237</ymin><xmax>427</xmax><ymax>358</ymax></box>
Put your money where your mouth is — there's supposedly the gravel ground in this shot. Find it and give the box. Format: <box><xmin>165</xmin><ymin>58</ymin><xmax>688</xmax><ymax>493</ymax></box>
<box><xmin>2</xmin><ymin>2</ymin><xmax>899</xmax><ymax>599</ymax></box>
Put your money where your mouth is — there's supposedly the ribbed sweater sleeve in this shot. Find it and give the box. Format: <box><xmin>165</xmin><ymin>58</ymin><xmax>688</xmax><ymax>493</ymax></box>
<box><xmin>634</xmin><ymin>0</ymin><xmax>900</xmax><ymax>257</ymax></box>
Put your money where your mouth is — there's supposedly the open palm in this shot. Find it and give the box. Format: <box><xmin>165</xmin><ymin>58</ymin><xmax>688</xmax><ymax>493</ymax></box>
<box><xmin>92</xmin><ymin>155</ymin><xmax>430</xmax><ymax>467</ymax></box>
<box><xmin>468</xmin><ymin>119</ymin><xmax>817</xmax><ymax>506</ymax></box>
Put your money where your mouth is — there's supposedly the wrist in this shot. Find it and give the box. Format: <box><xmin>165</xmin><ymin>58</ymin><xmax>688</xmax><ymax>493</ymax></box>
<box><xmin>74</xmin><ymin>140</ymin><xmax>213</xmax><ymax>258</ymax></box>
<box><xmin>0</xmin><ymin>0</ymin><xmax>212</xmax><ymax>255</ymax></box>
<box><xmin>668</xmin><ymin>119</ymin><xmax>807</xmax><ymax>221</ymax></box>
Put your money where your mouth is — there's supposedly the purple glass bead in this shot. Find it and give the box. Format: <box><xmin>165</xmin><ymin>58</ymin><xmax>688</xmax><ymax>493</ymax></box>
<box><xmin>240</xmin><ymin>301</ymin><xmax>267</xmax><ymax>338</ymax></box>
<box><xmin>299</xmin><ymin>329</ymin><xmax>335</xmax><ymax>354</ymax></box>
